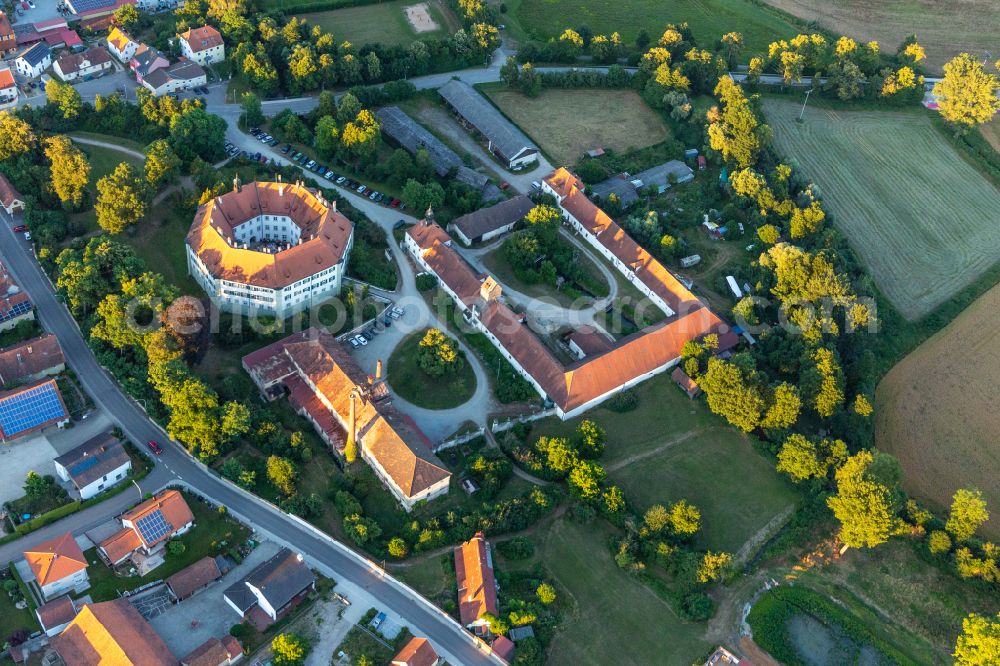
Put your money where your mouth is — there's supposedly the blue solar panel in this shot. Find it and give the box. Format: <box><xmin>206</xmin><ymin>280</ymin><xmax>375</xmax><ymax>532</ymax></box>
<box><xmin>0</xmin><ymin>382</ymin><xmax>66</xmax><ymax>437</ymax></box>
<box><xmin>136</xmin><ymin>509</ymin><xmax>173</xmax><ymax>543</ymax></box>
<box><xmin>0</xmin><ymin>300</ymin><xmax>32</xmax><ymax>323</ymax></box>
<box><xmin>69</xmin><ymin>456</ymin><xmax>100</xmax><ymax>476</ymax></box>
<box><xmin>69</xmin><ymin>0</ymin><xmax>117</xmax><ymax>12</ymax></box>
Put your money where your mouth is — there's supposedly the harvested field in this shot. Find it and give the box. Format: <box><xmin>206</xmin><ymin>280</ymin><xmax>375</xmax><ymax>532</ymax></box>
<box><xmin>486</xmin><ymin>88</ymin><xmax>669</xmax><ymax>165</ymax></box>
<box><xmin>763</xmin><ymin>98</ymin><xmax>1000</xmax><ymax>320</ymax></box>
<box><xmin>761</xmin><ymin>0</ymin><xmax>1000</xmax><ymax>74</ymax></box>
<box><xmin>876</xmin><ymin>281</ymin><xmax>1000</xmax><ymax>538</ymax></box>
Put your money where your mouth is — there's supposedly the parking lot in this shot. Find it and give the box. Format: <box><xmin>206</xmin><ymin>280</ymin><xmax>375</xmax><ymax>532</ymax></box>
<box><xmin>0</xmin><ymin>433</ymin><xmax>59</xmax><ymax>507</ymax></box>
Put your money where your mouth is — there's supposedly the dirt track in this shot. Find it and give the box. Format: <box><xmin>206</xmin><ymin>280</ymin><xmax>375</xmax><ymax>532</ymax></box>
<box><xmin>876</xmin><ymin>280</ymin><xmax>1000</xmax><ymax>536</ymax></box>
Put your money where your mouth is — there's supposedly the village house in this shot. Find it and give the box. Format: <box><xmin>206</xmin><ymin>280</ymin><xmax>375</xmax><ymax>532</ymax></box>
<box><xmin>186</xmin><ymin>180</ymin><xmax>353</xmax><ymax>318</ymax></box>
<box><xmin>129</xmin><ymin>43</ymin><xmax>168</xmax><ymax>83</ymax></box>
<box><xmin>0</xmin><ymin>173</ymin><xmax>24</xmax><ymax>217</ymax></box>
<box><xmin>224</xmin><ymin>547</ymin><xmax>316</xmax><ymax>626</ymax></box>
<box><xmin>181</xmin><ymin>636</ymin><xmax>244</xmax><ymax>666</ymax></box>
<box><xmin>0</xmin><ymin>65</ymin><xmax>17</xmax><ymax>110</ymax></box>
<box><xmin>392</xmin><ymin>637</ymin><xmax>440</xmax><ymax>666</ymax></box>
<box><xmin>0</xmin><ymin>260</ymin><xmax>33</xmax><ymax>330</ymax></box>
<box><xmin>23</xmin><ymin>532</ymin><xmax>89</xmax><ymax>601</ymax></box>
<box><xmin>449</xmin><ymin>195</ymin><xmax>534</xmax><ymax>246</ymax></box>
<box><xmin>671</xmin><ymin>367</ymin><xmax>702</xmax><ymax>399</ymax></box>
<box><xmin>243</xmin><ymin>328</ymin><xmax>451</xmax><ymax>510</ymax></box>
<box><xmin>106</xmin><ymin>26</ymin><xmax>137</xmax><ymax>62</ymax></box>
<box><xmin>166</xmin><ymin>555</ymin><xmax>223</xmax><ymax>600</ymax></box>
<box><xmin>97</xmin><ymin>489</ymin><xmax>194</xmax><ymax>574</ymax></box>
<box><xmin>591</xmin><ymin>159</ymin><xmax>695</xmax><ymax>206</ymax></box>
<box><xmin>0</xmin><ymin>333</ymin><xmax>65</xmax><ymax>386</ymax></box>
<box><xmin>177</xmin><ymin>24</ymin><xmax>224</xmax><ymax>65</ymax></box>
<box><xmin>50</xmin><ymin>598</ymin><xmax>175</xmax><ymax>666</ymax></box>
<box><xmin>492</xmin><ymin>636</ymin><xmax>516</xmax><ymax>664</ymax></box>
<box><xmin>141</xmin><ymin>58</ymin><xmax>206</xmax><ymax>96</ymax></box>
<box><xmin>53</xmin><ymin>46</ymin><xmax>113</xmax><ymax>82</ymax></box>
<box><xmin>0</xmin><ymin>378</ymin><xmax>70</xmax><ymax>441</ymax></box>
<box><xmin>14</xmin><ymin>42</ymin><xmax>51</xmax><ymax>79</ymax></box>
<box><xmin>454</xmin><ymin>532</ymin><xmax>498</xmax><ymax>636</ymax></box>
<box><xmin>36</xmin><ymin>596</ymin><xmax>79</xmax><ymax>637</ymax></box>
<box><xmin>437</xmin><ymin>80</ymin><xmax>538</xmax><ymax>170</ymax></box>
<box><xmin>54</xmin><ymin>432</ymin><xmax>132</xmax><ymax>500</ymax></box>
<box><xmin>0</xmin><ymin>11</ymin><xmax>16</xmax><ymax>55</ymax></box>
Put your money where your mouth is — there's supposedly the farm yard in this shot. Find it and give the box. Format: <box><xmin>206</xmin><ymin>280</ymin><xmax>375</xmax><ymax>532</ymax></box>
<box><xmin>294</xmin><ymin>0</ymin><xmax>458</xmax><ymax>46</ymax></box>
<box><xmin>506</xmin><ymin>0</ymin><xmax>797</xmax><ymax>57</ymax></box>
<box><xmin>760</xmin><ymin>0</ymin><xmax>1000</xmax><ymax>73</ymax></box>
<box><xmin>876</xmin><ymin>281</ymin><xmax>1000</xmax><ymax>539</ymax></box>
<box><xmin>485</xmin><ymin>88</ymin><xmax>670</xmax><ymax>166</ymax></box>
<box><xmin>762</xmin><ymin>97</ymin><xmax>1000</xmax><ymax>321</ymax></box>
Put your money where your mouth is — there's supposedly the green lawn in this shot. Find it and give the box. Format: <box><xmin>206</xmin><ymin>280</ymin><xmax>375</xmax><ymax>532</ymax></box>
<box><xmin>481</xmin><ymin>238</ymin><xmax>610</xmax><ymax>309</ymax></box>
<box><xmin>386</xmin><ymin>329</ymin><xmax>477</xmax><ymax>409</ymax></box>
<box><xmin>539</xmin><ymin>518</ymin><xmax>711</xmax><ymax>666</ymax></box>
<box><xmin>69</xmin><ymin>131</ymin><xmax>147</xmax><ymax>155</ymax></box>
<box><xmin>393</xmin><ymin>553</ymin><xmax>454</xmax><ymax>605</ymax></box>
<box><xmin>0</xmin><ymin>565</ymin><xmax>39</xmax><ymax>642</ymax></box>
<box><xmin>294</xmin><ymin>0</ymin><xmax>457</xmax><ymax>47</ymax></box>
<box><xmin>76</xmin><ymin>143</ymin><xmax>144</xmax><ymax>184</ymax></box>
<box><xmin>508</xmin><ymin>0</ymin><xmax>798</xmax><ymax>57</ymax></box>
<box><xmin>125</xmin><ymin>194</ymin><xmax>201</xmax><ymax>296</ymax></box>
<box><xmin>527</xmin><ymin>372</ymin><xmax>797</xmax><ymax>553</ymax></box>
<box><xmin>82</xmin><ymin>491</ymin><xmax>251</xmax><ymax>602</ymax></box>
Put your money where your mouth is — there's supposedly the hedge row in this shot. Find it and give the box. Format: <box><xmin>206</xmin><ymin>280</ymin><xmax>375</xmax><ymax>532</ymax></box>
<box><xmin>260</xmin><ymin>0</ymin><xmax>383</xmax><ymax>15</ymax></box>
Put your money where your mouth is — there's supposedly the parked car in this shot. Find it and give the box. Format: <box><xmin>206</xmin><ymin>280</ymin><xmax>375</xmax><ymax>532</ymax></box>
<box><xmin>336</xmin><ymin>176</ymin><xmax>346</xmax><ymax>184</ymax></box>
<box><xmin>306</xmin><ymin>159</ymin><xmax>316</xmax><ymax>169</ymax></box>
<box><xmin>269</xmin><ymin>138</ymin><xmax>279</xmax><ymax>147</ymax></box>
<box><xmin>13</xmin><ymin>224</ymin><xmax>27</xmax><ymax>232</ymax></box>
<box><xmin>390</xmin><ymin>198</ymin><xmax>400</xmax><ymax>208</ymax></box>
<box><xmin>500</xmin><ymin>181</ymin><xmax>510</xmax><ymax>190</ymax></box>
<box><xmin>349</xmin><ymin>338</ymin><xmax>360</xmax><ymax>348</ymax></box>
<box><xmin>147</xmin><ymin>440</ymin><xmax>163</xmax><ymax>455</ymax></box>
<box><xmin>353</xmin><ymin>335</ymin><xmax>368</xmax><ymax>346</ymax></box>
<box><xmin>356</xmin><ymin>184</ymin><xmax>367</xmax><ymax>194</ymax></box>
<box><xmin>369</xmin><ymin>191</ymin><xmax>379</xmax><ymax>201</ymax></box>
<box><xmin>372</xmin><ymin>612</ymin><xmax>386</xmax><ymax>629</ymax></box>
<box><xmin>361</xmin><ymin>330</ymin><xmax>374</xmax><ymax>341</ymax></box>
<box><xmin>22</xmin><ymin>232</ymin><xmax>30</xmax><ymax>240</ymax></box>
<box><xmin>281</xmin><ymin>144</ymin><xmax>292</xmax><ymax>153</ymax></box>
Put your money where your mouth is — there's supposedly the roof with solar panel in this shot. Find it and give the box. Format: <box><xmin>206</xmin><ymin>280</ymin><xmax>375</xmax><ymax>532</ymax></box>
<box><xmin>0</xmin><ymin>261</ymin><xmax>32</xmax><ymax>326</ymax></box>
<box><xmin>0</xmin><ymin>378</ymin><xmax>68</xmax><ymax>441</ymax></box>
<box><xmin>121</xmin><ymin>489</ymin><xmax>194</xmax><ymax>548</ymax></box>
<box><xmin>54</xmin><ymin>432</ymin><xmax>130</xmax><ymax>488</ymax></box>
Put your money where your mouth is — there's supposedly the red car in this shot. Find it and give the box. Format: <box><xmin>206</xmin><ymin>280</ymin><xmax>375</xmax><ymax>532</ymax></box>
<box><xmin>499</xmin><ymin>181</ymin><xmax>510</xmax><ymax>190</ymax></box>
<box><xmin>390</xmin><ymin>198</ymin><xmax>401</xmax><ymax>208</ymax></box>
<box><xmin>147</xmin><ymin>440</ymin><xmax>163</xmax><ymax>455</ymax></box>
<box><xmin>12</xmin><ymin>225</ymin><xmax>27</xmax><ymax>233</ymax></box>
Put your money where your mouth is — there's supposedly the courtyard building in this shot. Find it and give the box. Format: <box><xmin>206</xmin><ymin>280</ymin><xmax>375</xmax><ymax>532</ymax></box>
<box><xmin>177</xmin><ymin>25</ymin><xmax>224</xmax><ymax>65</ymax></box>
<box><xmin>454</xmin><ymin>532</ymin><xmax>498</xmax><ymax>636</ymax></box>
<box><xmin>438</xmin><ymin>80</ymin><xmax>539</xmax><ymax>170</ymax></box>
<box><xmin>186</xmin><ymin>180</ymin><xmax>354</xmax><ymax>318</ymax></box>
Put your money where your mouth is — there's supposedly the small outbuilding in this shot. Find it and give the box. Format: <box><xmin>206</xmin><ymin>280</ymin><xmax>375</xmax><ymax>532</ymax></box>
<box><xmin>671</xmin><ymin>367</ymin><xmax>701</xmax><ymax>399</ymax></box>
<box><xmin>450</xmin><ymin>195</ymin><xmax>533</xmax><ymax>246</ymax></box>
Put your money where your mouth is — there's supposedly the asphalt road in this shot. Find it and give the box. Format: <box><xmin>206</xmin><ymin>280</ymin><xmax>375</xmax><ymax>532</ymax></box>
<box><xmin>0</xmin><ymin>221</ymin><xmax>501</xmax><ymax>665</ymax></box>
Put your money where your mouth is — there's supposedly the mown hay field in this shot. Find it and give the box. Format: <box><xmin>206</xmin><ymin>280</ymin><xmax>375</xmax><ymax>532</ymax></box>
<box><xmin>295</xmin><ymin>0</ymin><xmax>457</xmax><ymax>46</ymax></box>
<box><xmin>486</xmin><ymin>88</ymin><xmax>670</xmax><ymax>165</ymax></box>
<box><xmin>876</xmin><ymin>281</ymin><xmax>1000</xmax><ymax>539</ymax></box>
<box><xmin>761</xmin><ymin>0</ymin><xmax>1000</xmax><ymax>74</ymax></box>
<box><xmin>762</xmin><ymin>98</ymin><xmax>1000</xmax><ymax>321</ymax></box>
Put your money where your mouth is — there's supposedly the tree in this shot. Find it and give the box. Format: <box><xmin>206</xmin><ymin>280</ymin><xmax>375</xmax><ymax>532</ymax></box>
<box><xmin>933</xmin><ymin>53</ymin><xmax>1000</xmax><ymax>130</ymax></box>
<box><xmin>568</xmin><ymin>460</ymin><xmax>605</xmax><ymax>501</ymax></box>
<box><xmin>169</xmin><ymin>108</ymin><xmax>227</xmax><ymax>161</ymax></box>
<box><xmin>644</xmin><ymin>504</ymin><xmax>670</xmax><ymax>532</ymax></box>
<box><xmin>707</xmin><ymin>76</ymin><xmax>767</xmax><ymax>168</ymax></box>
<box><xmin>240</xmin><ymin>91</ymin><xmax>263</xmax><ymax>127</ymax></box>
<box><xmin>946</xmin><ymin>488</ymin><xmax>990</xmax><ymax>542</ymax></box>
<box><xmin>576</xmin><ymin>419</ymin><xmax>605</xmax><ymax>458</ymax></box>
<box><xmin>113</xmin><ymin>3</ymin><xmax>140</xmax><ymax>30</ymax></box>
<box><xmin>955</xmin><ymin>612</ymin><xmax>1000</xmax><ymax>665</ymax></box>
<box><xmin>417</xmin><ymin>328</ymin><xmax>462</xmax><ymax>377</ymax></box>
<box><xmin>669</xmin><ymin>499</ymin><xmax>701</xmax><ymax>535</ymax></box>
<box><xmin>0</xmin><ymin>112</ymin><xmax>36</xmax><ymax>161</ymax></box>
<box><xmin>481</xmin><ymin>612</ymin><xmax>509</xmax><ymax>636</ymax></box>
<box><xmin>760</xmin><ymin>382</ymin><xmax>800</xmax><ymax>429</ymax></box>
<box><xmin>45</xmin><ymin>79</ymin><xmax>82</xmax><ymax>119</ymax></box>
<box><xmin>928</xmin><ymin>530</ymin><xmax>952</xmax><ymax>555</ymax></box>
<box><xmin>697</xmin><ymin>551</ymin><xmax>732</xmax><ymax>583</ymax></box>
<box><xmin>500</xmin><ymin>55</ymin><xmax>520</xmax><ymax>87</ymax></box>
<box><xmin>45</xmin><ymin>136</ymin><xmax>90</xmax><ymax>208</ymax></box>
<box><xmin>536</xmin><ymin>582</ymin><xmax>557</xmax><ymax>604</ymax></box>
<box><xmin>220</xmin><ymin>401</ymin><xmax>251</xmax><ymax>443</ymax></box>
<box><xmin>24</xmin><ymin>471</ymin><xmax>49</xmax><ymax>498</ymax></box>
<box><xmin>340</xmin><ymin>108</ymin><xmax>380</xmax><ymax>158</ymax></box>
<box><xmin>401</xmin><ymin>179</ymin><xmax>445</xmax><ymax>213</ymax></box>
<box><xmin>602</xmin><ymin>485</ymin><xmax>626</xmax><ymax>514</ymax></box>
<box><xmin>827</xmin><ymin>451</ymin><xmax>902</xmax><ymax>548</ymax></box>
<box><xmin>314</xmin><ymin>115</ymin><xmax>339</xmax><ymax>158</ymax></box>
<box><xmin>95</xmin><ymin>162</ymin><xmax>147</xmax><ymax>234</ymax></box>
<box><xmin>699</xmin><ymin>357</ymin><xmax>764</xmax><ymax>432</ymax></box>
<box><xmin>537</xmin><ymin>436</ymin><xmax>577</xmax><ymax>474</ymax></box>
<box><xmin>388</xmin><ymin>537</ymin><xmax>408</xmax><ymax>558</ymax></box>
<box><xmin>271</xmin><ymin>633</ymin><xmax>308</xmax><ymax>666</ymax></box>
<box><xmin>776</xmin><ymin>433</ymin><xmax>847</xmax><ymax>482</ymax></box>
<box><xmin>167</xmin><ymin>540</ymin><xmax>186</xmax><ymax>556</ymax></box>
<box><xmin>144</xmin><ymin>139</ymin><xmax>181</xmax><ymax>187</ymax></box>
<box><xmin>757</xmin><ymin>224</ymin><xmax>780</xmax><ymax>245</ymax></box>
<box><xmin>267</xmin><ymin>455</ymin><xmax>297</xmax><ymax>495</ymax></box>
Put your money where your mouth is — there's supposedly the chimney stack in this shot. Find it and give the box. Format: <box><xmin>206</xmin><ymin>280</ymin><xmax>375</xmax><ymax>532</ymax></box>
<box><xmin>375</xmin><ymin>359</ymin><xmax>382</xmax><ymax>381</ymax></box>
<box><xmin>345</xmin><ymin>393</ymin><xmax>357</xmax><ymax>456</ymax></box>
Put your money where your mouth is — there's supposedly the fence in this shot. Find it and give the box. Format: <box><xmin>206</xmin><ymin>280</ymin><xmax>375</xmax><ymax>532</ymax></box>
<box><xmin>490</xmin><ymin>408</ymin><xmax>556</xmax><ymax>435</ymax></box>
<box><xmin>434</xmin><ymin>427</ymin><xmax>485</xmax><ymax>453</ymax></box>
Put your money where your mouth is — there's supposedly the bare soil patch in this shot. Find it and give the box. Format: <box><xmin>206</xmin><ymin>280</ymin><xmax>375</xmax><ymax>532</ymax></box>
<box><xmin>404</xmin><ymin>2</ymin><xmax>439</xmax><ymax>32</ymax></box>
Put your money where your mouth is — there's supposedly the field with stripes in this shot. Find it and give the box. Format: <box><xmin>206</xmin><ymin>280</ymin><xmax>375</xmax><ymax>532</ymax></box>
<box><xmin>762</xmin><ymin>98</ymin><xmax>1000</xmax><ymax>320</ymax></box>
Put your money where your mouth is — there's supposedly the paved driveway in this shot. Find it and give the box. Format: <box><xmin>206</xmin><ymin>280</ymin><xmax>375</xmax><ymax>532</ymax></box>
<box><xmin>0</xmin><ymin>433</ymin><xmax>59</xmax><ymax>506</ymax></box>
<box><xmin>149</xmin><ymin>541</ymin><xmax>281</xmax><ymax>659</ymax></box>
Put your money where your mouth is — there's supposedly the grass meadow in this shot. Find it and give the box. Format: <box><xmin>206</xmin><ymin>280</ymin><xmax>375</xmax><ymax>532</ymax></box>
<box><xmin>485</xmin><ymin>87</ymin><xmax>670</xmax><ymax>165</ymax></box>
<box><xmin>763</xmin><ymin>97</ymin><xmax>1000</xmax><ymax>321</ymax></box>
<box><xmin>294</xmin><ymin>0</ymin><xmax>458</xmax><ymax>47</ymax></box>
<box><xmin>507</xmin><ymin>0</ymin><xmax>798</xmax><ymax>56</ymax></box>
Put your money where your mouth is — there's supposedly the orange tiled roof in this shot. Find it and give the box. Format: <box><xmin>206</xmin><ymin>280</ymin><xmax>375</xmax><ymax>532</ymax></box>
<box><xmin>51</xmin><ymin>599</ymin><xmax>176</xmax><ymax>666</ymax></box>
<box><xmin>106</xmin><ymin>26</ymin><xmax>132</xmax><ymax>51</ymax></box>
<box><xmin>24</xmin><ymin>533</ymin><xmax>87</xmax><ymax>587</ymax></box>
<box><xmin>0</xmin><ymin>172</ymin><xmax>23</xmax><ymax>209</ymax></box>
<box><xmin>392</xmin><ymin>637</ymin><xmax>439</xmax><ymax>666</ymax></box>
<box><xmin>186</xmin><ymin>181</ymin><xmax>353</xmax><ymax>290</ymax></box>
<box><xmin>98</xmin><ymin>527</ymin><xmax>141</xmax><ymax>564</ymax></box>
<box><xmin>121</xmin><ymin>489</ymin><xmax>194</xmax><ymax>548</ymax></box>
<box><xmin>0</xmin><ymin>66</ymin><xmax>14</xmax><ymax>89</ymax></box>
<box><xmin>454</xmin><ymin>532</ymin><xmax>497</xmax><ymax>625</ymax></box>
<box><xmin>178</xmin><ymin>25</ymin><xmax>222</xmax><ymax>52</ymax></box>
<box><xmin>181</xmin><ymin>636</ymin><xmax>242</xmax><ymax>666</ymax></box>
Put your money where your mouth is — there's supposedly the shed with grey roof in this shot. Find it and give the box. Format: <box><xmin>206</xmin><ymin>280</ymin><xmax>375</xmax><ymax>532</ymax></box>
<box><xmin>224</xmin><ymin>547</ymin><xmax>316</xmax><ymax>622</ymax></box>
<box><xmin>437</xmin><ymin>80</ymin><xmax>538</xmax><ymax>170</ymax></box>
<box><xmin>451</xmin><ymin>194</ymin><xmax>533</xmax><ymax>246</ymax></box>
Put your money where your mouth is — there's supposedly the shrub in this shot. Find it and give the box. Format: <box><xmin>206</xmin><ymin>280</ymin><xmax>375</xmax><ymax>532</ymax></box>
<box><xmin>415</xmin><ymin>274</ymin><xmax>438</xmax><ymax>292</ymax></box>
<box><xmin>496</xmin><ymin>537</ymin><xmax>534</xmax><ymax>561</ymax></box>
<box><xmin>607</xmin><ymin>389</ymin><xmax>639</xmax><ymax>412</ymax></box>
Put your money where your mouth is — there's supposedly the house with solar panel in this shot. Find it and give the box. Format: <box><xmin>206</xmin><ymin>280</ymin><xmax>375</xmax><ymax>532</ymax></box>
<box><xmin>54</xmin><ymin>432</ymin><xmax>132</xmax><ymax>500</ymax></box>
<box><xmin>0</xmin><ymin>378</ymin><xmax>70</xmax><ymax>442</ymax></box>
<box><xmin>0</xmin><ymin>261</ymin><xmax>33</xmax><ymax>332</ymax></box>
<box><xmin>97</xmin><ymin>489</ymin><xmax>194</xmax><ymax>575</ymax></box>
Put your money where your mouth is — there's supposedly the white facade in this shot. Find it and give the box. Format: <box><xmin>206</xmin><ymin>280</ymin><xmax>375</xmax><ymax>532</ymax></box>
<box><xmin>142</xmin><ymin>65</ymin><xmax>207</xmax><ymax>96</ymax></box>
<box><xmin>40</xmin><ymin>568</ymin><xmax>89</xmax><ymax>601</ymax></box>
<box><xmin>179</xmin><ymin>36</ymin><xmax>224</xmax><ymax>65</ymax></box>
<box><xmin>245</xmin><ymin>582</ymin><xmax>279</xmax><ymax>620</ymax></box>
<box><xmin>14</xmin><ymin>50</ymin><xmax>51</xmax><ymax>79</ymax></box>
<box><xmin>363</xmin><ymin>446</ymin><xmax>450</xmax><ymax>512</ymax></box>
<box><xmin>53</xmin><ymin>54</ymin><xmax>113</xmax><ymax>82</ymax></box>
<box><xmin>186</xmin><ymin>233</ymin><xmax>351</xmax><ymax>319</ymax></box>
<box><xmin>54</xmin><ymin>458</ymin><xmax>131</xmax><ymax>500</ymax></box>
<box><xmin>107</xmin><ymin>35</ymin><xmax>137</xmax><ymax>62</ymax></box>
<box><xmin>0</xmin><ymin>83</ymin><xmax>16</xmax><ymax>110</ymax></box>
